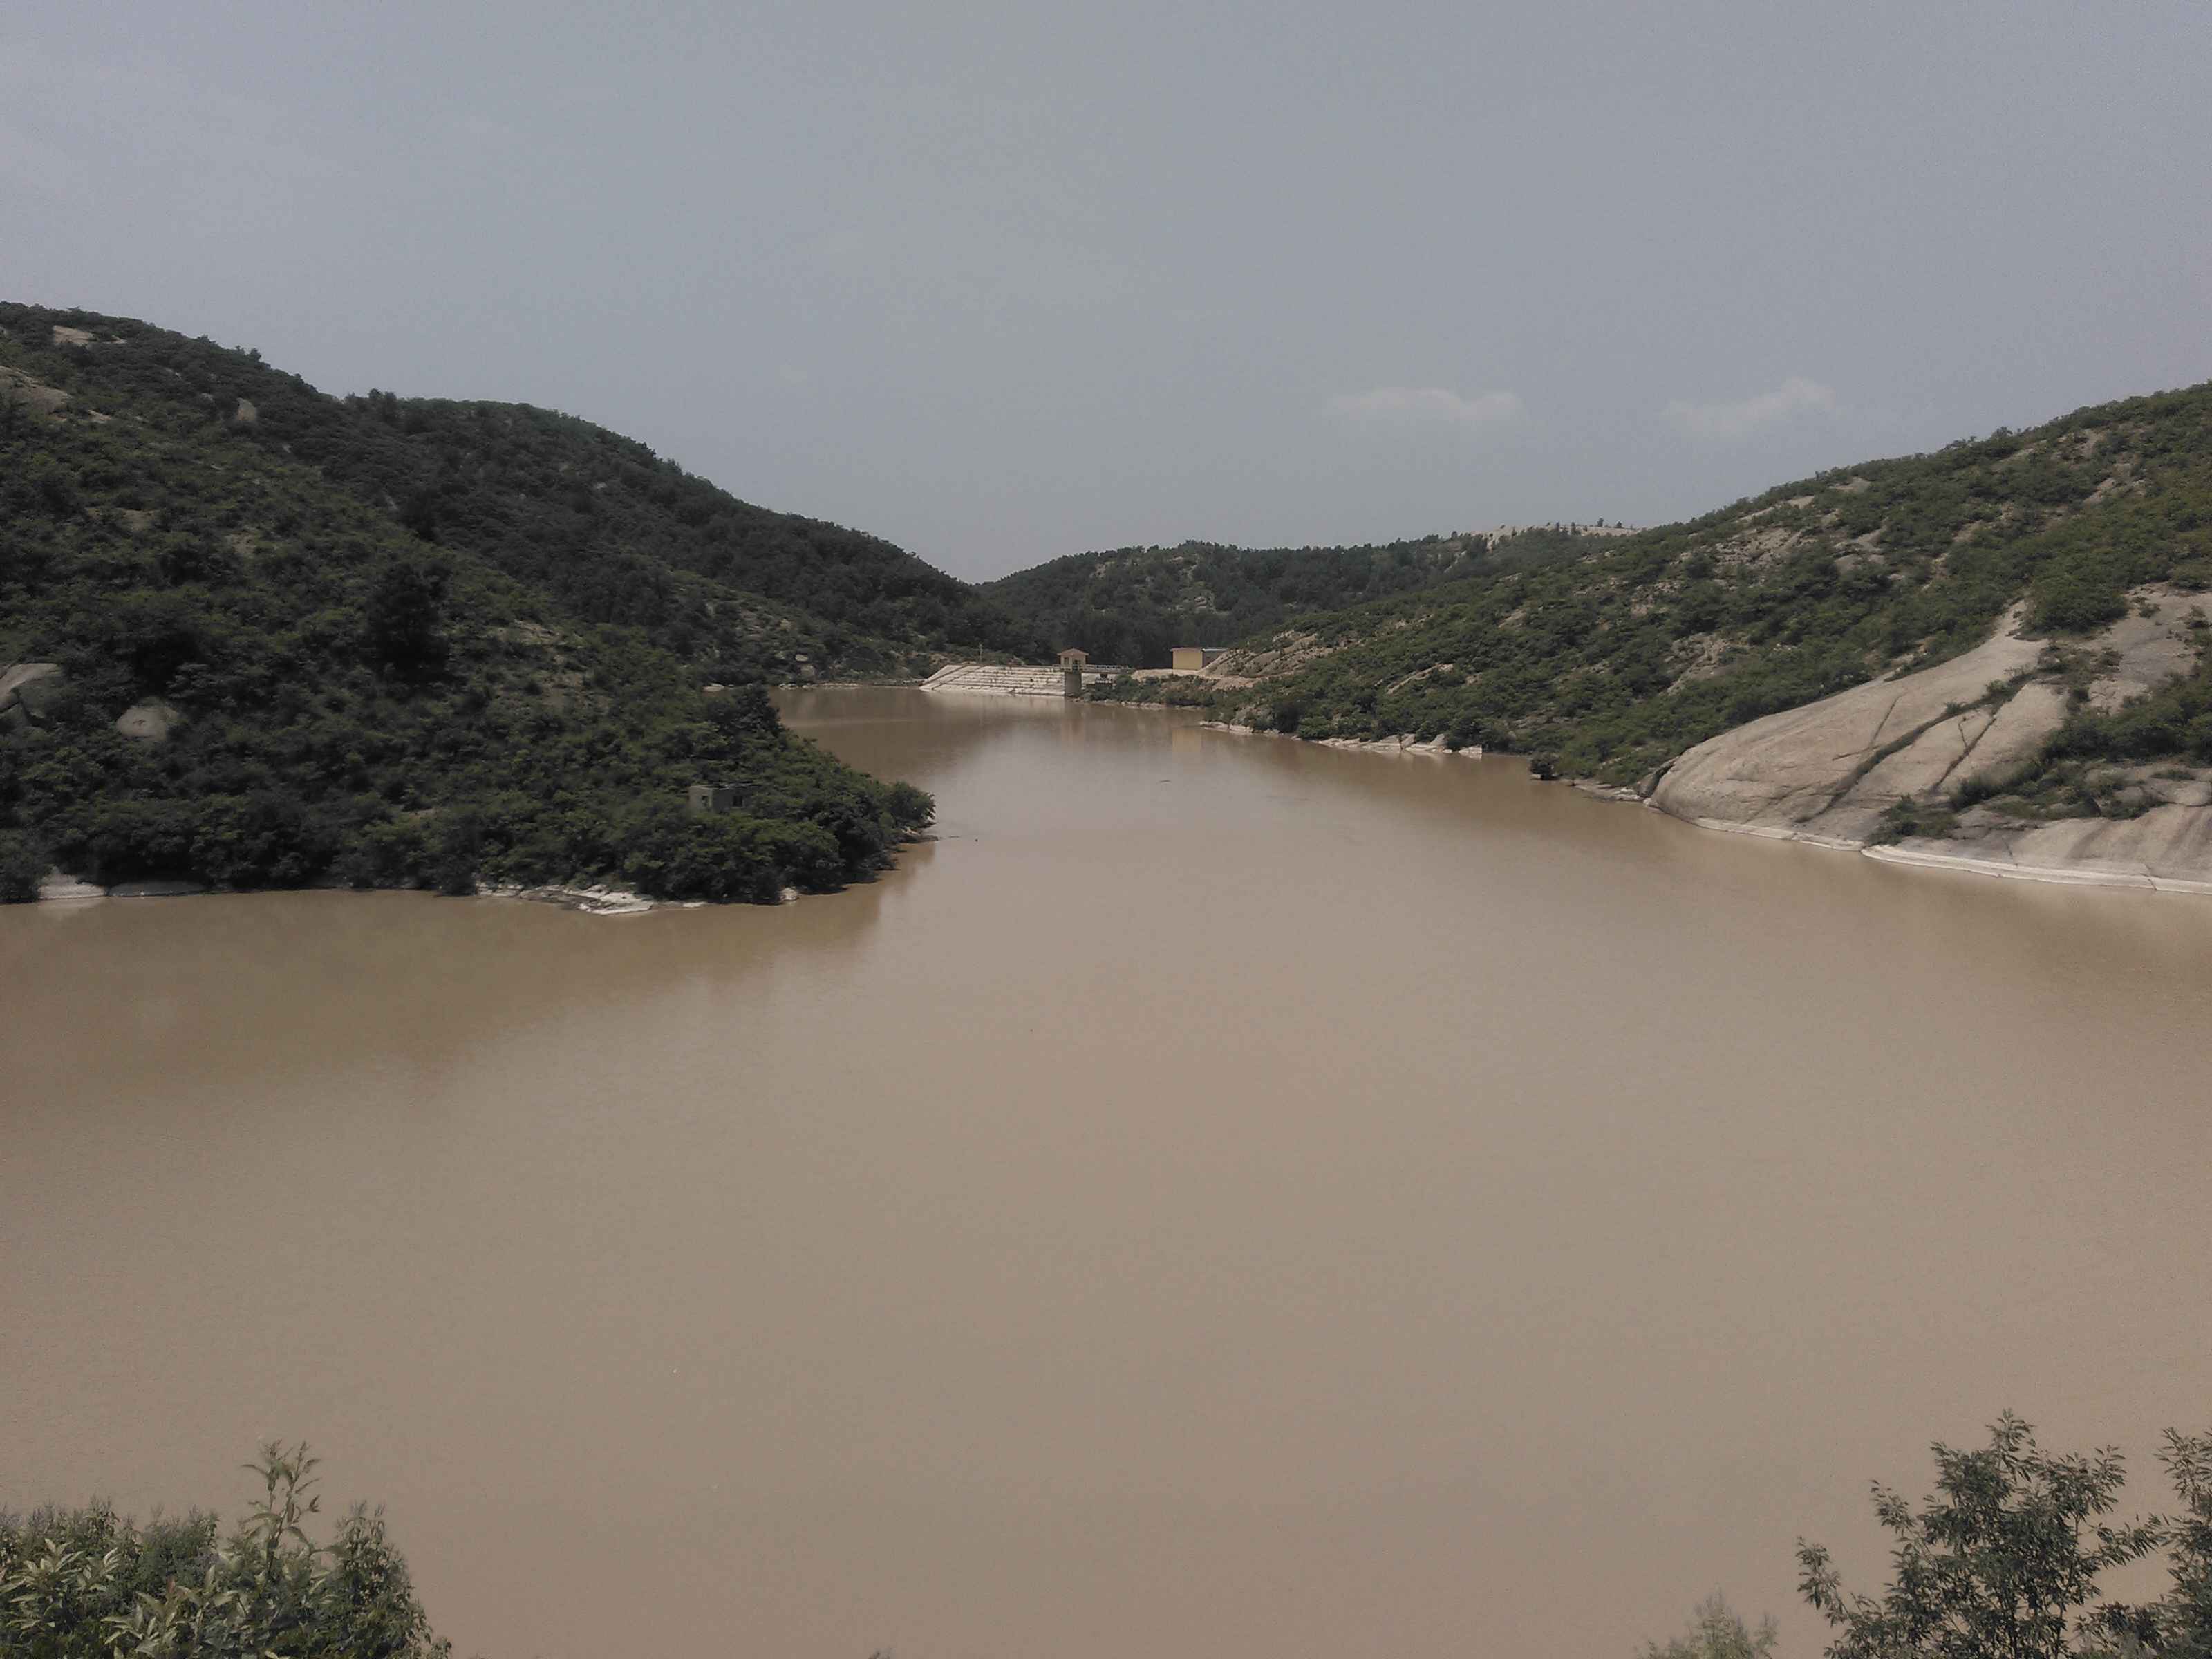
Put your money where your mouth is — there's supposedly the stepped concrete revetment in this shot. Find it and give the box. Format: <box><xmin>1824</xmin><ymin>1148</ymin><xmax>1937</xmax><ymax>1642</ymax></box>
<box><xmin>919</xmin><ymin>664</ymin><xmax>1075</xmax><ymax>697</ymax></box>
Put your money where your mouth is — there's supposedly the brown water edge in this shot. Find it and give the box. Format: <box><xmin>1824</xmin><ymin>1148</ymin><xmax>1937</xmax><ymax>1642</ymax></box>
<box><xmin>4</xmin><ymin>688</ymin><xmax>2209</xmax><ymax>1659</ymax></box>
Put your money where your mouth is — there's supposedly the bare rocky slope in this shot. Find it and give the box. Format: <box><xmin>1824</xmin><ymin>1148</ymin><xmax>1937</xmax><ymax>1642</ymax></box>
<box><xmin>1649</xmin><ymin>587</ymin><xmax>2212</xmax><ymax>890</ymax></box>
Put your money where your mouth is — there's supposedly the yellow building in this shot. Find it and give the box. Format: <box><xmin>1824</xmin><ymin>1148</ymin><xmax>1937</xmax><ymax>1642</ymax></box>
<box><xmin>1170</xmin><ymin>646</ymin><xmax>1224</xmax><ymax>673</ymax></box>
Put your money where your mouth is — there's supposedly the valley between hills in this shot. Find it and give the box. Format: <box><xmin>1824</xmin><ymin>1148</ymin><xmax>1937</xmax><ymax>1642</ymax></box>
<box><xmin>7</xmin><ymin>299</ymin><xmax>2212</xmax><ymax>901</ymax></box>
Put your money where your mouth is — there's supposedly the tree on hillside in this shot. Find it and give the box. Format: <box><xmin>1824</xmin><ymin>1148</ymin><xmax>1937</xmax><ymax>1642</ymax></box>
<box><xmin>366</xmin><ymin>553</ymin><xmax>451</xmax><ymax>678</ymax></box>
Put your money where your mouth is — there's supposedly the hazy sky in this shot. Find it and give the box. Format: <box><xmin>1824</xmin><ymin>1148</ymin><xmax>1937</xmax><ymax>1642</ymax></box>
<box><xmin>6</xmin><ymin>2</ymin><xmax>2207</xmax><ymax>579</ymax></box>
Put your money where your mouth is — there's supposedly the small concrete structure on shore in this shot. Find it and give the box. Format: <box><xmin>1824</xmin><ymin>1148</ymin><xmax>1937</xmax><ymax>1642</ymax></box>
<box><xmin>1170</xmin><ymin>646</ymin><xmax>1228</xmax><ymax>673</ymax></box>
<box><xmin>688</xmin><ymin>783</ymin><xmax>737</xmax><ymax>814</ymax></box>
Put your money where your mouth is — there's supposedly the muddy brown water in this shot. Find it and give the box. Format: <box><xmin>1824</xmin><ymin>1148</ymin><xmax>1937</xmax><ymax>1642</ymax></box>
<box><xmin>6</xmin><ymin>689</ymin><xmax>2210</xmax><ymax>1658</ymax></box>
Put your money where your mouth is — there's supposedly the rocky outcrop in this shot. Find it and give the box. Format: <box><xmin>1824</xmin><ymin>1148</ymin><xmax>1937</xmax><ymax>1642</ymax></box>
<box><xmin>8</xmin><ymin>673</ymin><xmax>189</xmax><ymax>742</ymax></box>
<box><xmin>114</xmin><ymin>699</ymin><xmax>185</xmax><ymax>741</ymax></box>
<box><xmin>1652</xmin><ymin>612</ymin><xmax>2047</xmax><ymax>841</ymax></box>
<box><xmin>1203</xmin><ymin>632</ymin><xmax>1331</xmax><ymax>684</ymax></box>
<box><xmin>1313</xmin><ymin>732</ymin><xmax>1480</xmax><ymax>758</ymax></box>
<box><xmin>1870</xmin><ymin>805</ymin><xmax>2212</xmax><ymax>894</ymax></box>
<box><xmin>1645</xmin><ymin>590</ymin><xmax>2212</xmax><ymax>892</ymax></box>
<box><xmin>1194</xmin><ymin>721</ymin><xmax>1480</xmax><ymax>758</ymax></box>
<box><xmin>1955</xmin><ymin>681</ymin><xmax>2070</xmax><ymax>794</ymax></box>
<box><xmin>0</xmin><ymin>662</ymin><xmax>67</xmax><ymax>730</ymax></box>
<box><xmin>1</xmin><ymin>365</ymin><xmax>74</xmax><ymax>418</ymax></box>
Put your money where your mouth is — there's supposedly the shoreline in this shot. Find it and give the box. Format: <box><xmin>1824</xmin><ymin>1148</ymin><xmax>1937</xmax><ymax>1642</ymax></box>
<box><xmin>26</xmin><ymin>876</ymin><xmax>832</xmax><ymax>917</ymax></box>
<box><xmin>1197</xmin><ymin>720</ymin><xmax>1482</xmax><ymax>758</ymax></box>
<box><xmin>25</xmin><ymin>832</ymin><xmax>941</xmax><ymax>912</ymax></box>
<box><xmin>1635</xmin><ymin>792</ymin><xmax>2212</xmax><ymax>899</ymax></box>
<box><xmin>32</xmin><ymin>697</ymin><xmax>2204</xmax><ymax>907</ymax></box>
<box><xmin>1195</xmin><ymin>717</ymin><xmax>2212</xmax><ymax>899</ymax></box>
<box><xmin>31</xmin><ymin>874</ymin><xmax>688</xmax><ymax>916</ymax></box>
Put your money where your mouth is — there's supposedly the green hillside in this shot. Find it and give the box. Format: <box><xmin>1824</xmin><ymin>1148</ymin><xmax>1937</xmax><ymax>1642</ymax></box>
<box><xmin>1103</xmin><ymin>384</ymin><xmax>2212</xmax><ymax>785</ymax></box>
<box><xmin>982</xmin><ymin>525</ymin><xmax>1606</xmax><ymax>667</ymax></box>
<box><xmin>3</xmin><ymin>303</ymin><xmax>1041</xmax><ymax>679</ymax></box>
<box><xmin>0</xmin><ymin>304</ymin><xmax>943</xmax><ymax>902</ymax></box>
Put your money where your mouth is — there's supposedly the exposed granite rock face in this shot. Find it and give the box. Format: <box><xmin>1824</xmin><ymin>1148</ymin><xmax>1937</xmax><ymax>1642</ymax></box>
<box><xmin>115</xmin><ymin>699</ymin><xmax>185</xmax><ymax>741</ymax></box>
<box><xmin>1644</xmin><ymin>591</ymin><xmax>2212</xmax><ymax>892</ymax></box>
<box><xmin>1313</xmin><ymin>733</ymin><xmax>1479</xmax><ymax>757</ymax></box>
<box><xmin>1956</xmin><ymin>681</ymin><xmax>2070</xmax><ymax>794</ymax></box>
<box><xmin>1651</xmin><ymin>615</ymin><xmax>2045</xmax><ymax>839</ymax></box>
<box><xmin>0</xmin><ymin>662</ymin><xmax>67</xmax><ymax>730</ymax></box>
<box><xmin>1872</xmin><ymin>805</ymin><xmax>2212</xmax><ymax>894</ymax></box>
<box><xmin>2085</xmin><ymin>602</ymin><xmax>2200</xmax><ymax>710</ymax></box>
<box><xmin>0</xmin><ymin>365</ymin><xmax>72</xmax><ymax>418</ymax></box>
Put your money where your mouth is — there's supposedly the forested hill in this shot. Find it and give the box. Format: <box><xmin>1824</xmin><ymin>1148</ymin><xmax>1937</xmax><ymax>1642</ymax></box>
<box><xmin>0</xmin><ymin>303</ymin><xmax>945</xmax><ymax>903</ymax></box>
<box><xmin>1</xmin><ymin>303</ymin><xmax>1042</xmax><ymax>679</ymax></box>
<box><xmin>982</xmin><ymin>525</ymin><xmax>1613</xmax><ymax>667</ymax></box>
<box><xmin>1116</xmin><ymin>382</ymin><xmax>2212</xmax><ymax>786</ymax></box>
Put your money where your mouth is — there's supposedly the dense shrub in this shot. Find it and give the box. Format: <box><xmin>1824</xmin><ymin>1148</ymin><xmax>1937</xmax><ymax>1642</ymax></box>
<box><xmin>2032</xmin><ymin>559</ymin><xmax>2129</xmax><ymax>633</ymax></box>
<box><xmin>0</xmin><ymin>1443</ymin><xmax>449</xmax><ymax>1658</ymax></box>
<box><xmin>0</xmin><ymin>828</ymin><xmax>44</xmax><ymax>902</ymax></box>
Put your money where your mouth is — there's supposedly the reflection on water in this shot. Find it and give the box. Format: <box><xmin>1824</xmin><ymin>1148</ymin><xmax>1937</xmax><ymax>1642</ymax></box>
<box><xmin>4</xmin><ymin>689</ymin><xmax>2210</xmax><ymax>1659</ymax></box>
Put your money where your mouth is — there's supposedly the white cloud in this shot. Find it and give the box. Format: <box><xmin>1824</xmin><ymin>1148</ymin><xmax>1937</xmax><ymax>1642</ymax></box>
<box><xmin>1664</xmin><ymin>376</ymin><xmax>1838</xmax><ymax>440</ymax></box>
<box><xmin>1330</xmin><ymin>386</ymin><xmax>1524</xmax><ymax>428</ymax></box>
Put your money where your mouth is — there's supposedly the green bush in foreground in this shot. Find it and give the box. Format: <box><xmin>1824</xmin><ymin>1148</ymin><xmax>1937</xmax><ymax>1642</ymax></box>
<box><xmin>1643</xmin><ymin>1416</ymin><xmax>2212</xmax><ymax>1658</ymax></box>
<box><xmin>1792</xmin><ymin>1415</ymin><xmax>2212</xmax><ymax>1659</ymax></box>
<box><xmin>0</xmin><ymin>1443</ymin><xmax>449</xmax><ymax>1658</ymax></box>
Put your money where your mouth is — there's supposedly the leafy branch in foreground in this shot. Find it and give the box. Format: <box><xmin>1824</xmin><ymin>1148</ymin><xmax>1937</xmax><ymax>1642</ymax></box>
<box><xmin>0</xmin><ymin>1440</ymin><xmax>449</xmax><ymax>1658</ymax></box>
<box><xmin>1794</xmin><ymin>1414</ymin><xmax>2212</xmax><ymax>1658</ymax></box>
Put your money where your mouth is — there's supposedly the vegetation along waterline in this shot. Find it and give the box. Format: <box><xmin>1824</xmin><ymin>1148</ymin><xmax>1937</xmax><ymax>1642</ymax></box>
<box><xmin>14</xmin><ymin>1417</ymin><xmax>2211</xmax><ymax>1658</ymax></box>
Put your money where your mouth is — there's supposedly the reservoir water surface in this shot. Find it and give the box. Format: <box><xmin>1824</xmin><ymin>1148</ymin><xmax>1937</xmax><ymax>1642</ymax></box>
<box><xmin>6</xmin><ymin>689</ymin><xmax>2210</xmax><ymax>1657</ymax></box>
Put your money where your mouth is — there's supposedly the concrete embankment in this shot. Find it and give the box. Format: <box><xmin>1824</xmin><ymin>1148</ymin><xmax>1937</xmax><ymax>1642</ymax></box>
<box><xmin>918</xmin><ymin>663</ymin><xmax>1071</xmax><ymax>696</ymax></box>
<box><xmin>1197</xmin><ymin>722</ymin><xmax>1482</xmax><ymax>758</ymax></box>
